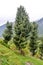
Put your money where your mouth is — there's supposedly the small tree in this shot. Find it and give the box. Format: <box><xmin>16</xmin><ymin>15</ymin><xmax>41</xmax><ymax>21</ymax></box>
<box><xmin>29</xmin><ymin>22</ymin><xmax>38</xmax><ymax>56</ymax></box>
<box><xmin>39</xmin><ymin>38</ymin><xmax>43</xmax><ymax>59</ymax></box>
<box><xmin>3</xmin><ymin>21</ymin><xmax>13</xmax><ymax>43</ymax></box>
<box><xmin>13</xmin><ymin>6</ymin><xmax>31</xmax><ymax>55</ymax></box>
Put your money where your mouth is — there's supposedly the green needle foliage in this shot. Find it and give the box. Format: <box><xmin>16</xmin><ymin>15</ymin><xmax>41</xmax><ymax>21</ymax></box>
<box><xmin>29</xmin><ymin>22</ymin><xmax>38</xmax><ymax>56</ymax></box>
<box><xmin>13</xmin><ymin>6</ymin><xmax>31</xmax><ymax>54</ymax></box>
<box><xmin>39</xmin><ymin>38</ymin><xmax>43</xmax><ymax>59</ymax></box>
<box><xmin>3</xmin><ymin>21</ymin><xmax>13</xmax><ymax>43</ymax></box>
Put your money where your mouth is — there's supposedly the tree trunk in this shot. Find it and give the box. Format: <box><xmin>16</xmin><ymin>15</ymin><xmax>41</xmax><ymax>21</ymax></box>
<box><xmin>19</xmin><ymin>47</ymin><xmax>25</xmax><ymax>56</ymax></box>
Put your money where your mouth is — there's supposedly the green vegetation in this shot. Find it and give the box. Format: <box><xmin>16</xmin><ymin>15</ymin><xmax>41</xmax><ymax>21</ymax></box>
<box><xmin>39</xmin><ymin>37</ymin><xmax>43</xmax><ymax>59</ymax></box>
<box><xmin>0</xmin><ymin>43</ymin><xmax>43</xmax><ymax>65</ymax></box>
<box><xmin>29</xmin><ymin>22</ymin><xmax>38</xmax><ymax>56</ymax></box>
<box><xmin>3</xmin><ymin>21</ymin><xmax>13</xmax><ymax>43</ymax></box>
<box><xmin>13</xmin><ymin>6</ymin><xmax>31</xmax><ymax>55</ymax></box>
<box><xmin>0</xmin><ymin>5</ymin><xmax>43</xmax><ymax>65</ymax></box>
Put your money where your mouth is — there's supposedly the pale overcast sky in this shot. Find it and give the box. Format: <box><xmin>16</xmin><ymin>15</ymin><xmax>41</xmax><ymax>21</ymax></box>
<box><xmin>0</xmin><ymin>0</ymin><xmax>43</xmax><ymax>26</ymax></box>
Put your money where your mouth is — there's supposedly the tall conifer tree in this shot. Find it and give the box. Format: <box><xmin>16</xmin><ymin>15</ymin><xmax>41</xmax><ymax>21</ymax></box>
<box><xmin>13</xmin><ymin>6</ymin><xmax>31</xmax><ymax>54</ymax></box>
<box><xmin>3</xmin><ymin>21</ymin><xmax>13</xmax><ymax>43</ymax></box>
<box><xmin>29</xmin><ymin>22</ymin><xmax>38</xmax><ymax>56</ymax></box>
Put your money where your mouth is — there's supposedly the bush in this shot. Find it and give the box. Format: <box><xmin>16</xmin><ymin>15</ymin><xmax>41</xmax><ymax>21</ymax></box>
<box><xmin>0</xmin><ymin>38</ymin><xmax>4</xmax><ymax>44</ymax></box>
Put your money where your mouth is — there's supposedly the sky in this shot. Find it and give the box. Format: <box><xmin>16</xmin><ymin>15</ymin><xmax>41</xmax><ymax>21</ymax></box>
<box><xmin>0</xmin><ymin>0</ymin><xmax>43</xmax><ymax>26</ymax></box>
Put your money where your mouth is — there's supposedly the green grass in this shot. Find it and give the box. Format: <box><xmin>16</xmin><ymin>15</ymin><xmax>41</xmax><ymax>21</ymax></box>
<box><xmin>0</xmin><ymin>44</ymin><xmax>43</xmax><ymax>65</ymax></box>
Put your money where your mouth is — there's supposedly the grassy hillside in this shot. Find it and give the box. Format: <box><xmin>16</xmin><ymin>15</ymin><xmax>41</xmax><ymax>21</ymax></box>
<box><xmin>0</xmin><ymin>44</ymin><xmax>43</xmax><ymax>65</ymax></box>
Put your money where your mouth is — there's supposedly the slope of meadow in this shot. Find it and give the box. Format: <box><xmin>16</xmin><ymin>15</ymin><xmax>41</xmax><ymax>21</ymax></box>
<box><xmin>0</xmin><ymin>44</ymin><xmax>43</xmax><ymax>65</ymax></box>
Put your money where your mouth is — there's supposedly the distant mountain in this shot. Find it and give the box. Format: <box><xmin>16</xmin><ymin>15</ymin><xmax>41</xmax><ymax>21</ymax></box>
<box><xmin>0</xmin><ymin>24</ymin><xmax>6</xmax><ymax>37</ymax></box>
<box><xmin>37</xmin><ymin>18</ymin><xmax>43</xmax><ymax>36</ymax></box>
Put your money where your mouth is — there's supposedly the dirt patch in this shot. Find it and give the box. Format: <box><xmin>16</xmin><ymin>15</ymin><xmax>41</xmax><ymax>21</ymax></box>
<box><xmin>25</xmin><ymin>62</ymin><xmax>33</xmax><ymax>65</ymax></box>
